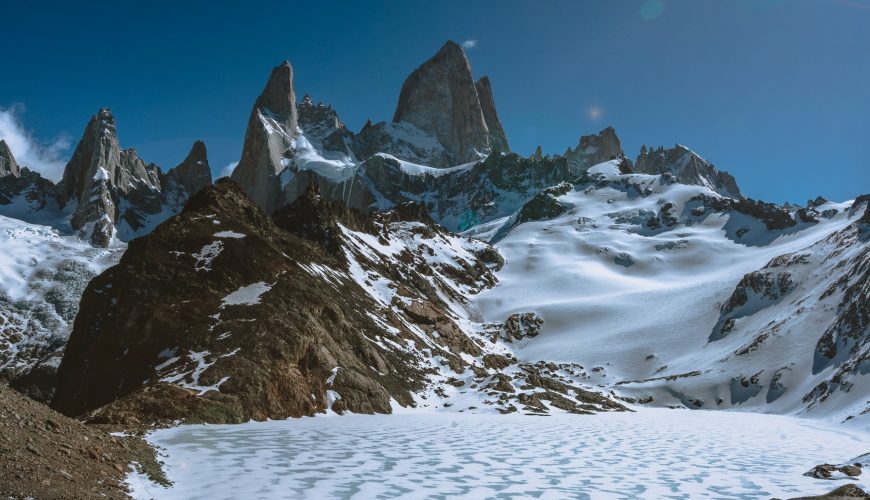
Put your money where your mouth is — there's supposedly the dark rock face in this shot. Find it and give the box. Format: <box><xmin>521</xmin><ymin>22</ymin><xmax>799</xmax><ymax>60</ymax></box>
<box><xmin>231</xmin><ymin>61</ymin><xmax>299</xmax><ymax>214</ymax></box>
<box><xmin>0</xmin><ymin>140</ymin><xmax>21</xmax><ymax>178</ymax></box>
<box><xmin>165</xmin><ymin>140</ymin><xmax>212</xmax><ymax>199</ymax></box>
<box><xmin>0</xmin><ymin>166</ymin><xmax>57</xmax><ymax>209</ymax></box>
<box><xmin>635</xmin><ymin>144</ymin><xmax>741</xmax><ymax>198</ymax></box>
<box><xmin>516</xmin><ymin>182</ymin><xmax>572</xmax><ymax>224</ymax></box>
<box><xmin>475</xmin><ymin>76</ymin><xmax>510</xmax><ymax>154</ymax></box>
<box><xmin>810</xmin><ymin>239</ymin><xmax>870</xmax><ymax>376</ymax></box>
<box><xmin>273</xmin><ymin>182</ymin><xmax>370</xmax><ymax>255</ymax></box>
<box><xmin>353</xmin><ymin>119</ymin><xmax>452</xmax><ymax>167</ymax></box>
<box><xmin>853</xmin><ymin>194</ymin><xmax>870</xmax><ymax>224</ymax></box>
<box><xmin>51</xmin><ymin>179</ymin><xmax>501</xmax><ymax>423</ymax></box>
<box><xmin>804</xmin><ymin>464</ymin><xmax>863</xmax><ymax>480</ymax></box>
<box><xmin>60</xmin><ymin>109</ymin><xmax>161</xmax><ymax>245</ymax></box>
<box><xmin>710</xmin><ymin>266</ymin><xmax>795</xmax><ymax>341</ymax></box>
<box><xmin>297</xmin><ymin>95</ymin><xmax>355</xmax><ymax>156</ymax></box>
<box><xmin>498</xmin><ymin>313</ymin><xmax>544</xmax><ymax>343</ymax></box>
<box><xmin>693</xmin><ymin>194</ymin><xmax>796</xmax><ymax>231</ymax></box>
<box><xmin>361</xmin><ymin>151</ymin><xmax>572</xmax><ymax>231</ymax></box>
<box><xmin>789</xmin><ymin>484</ymin><xmax>869</xmax><ymax>499</ymax></box>
<box><xmin>564</xmin><ymin>127</ymin><xmax>624</xmax><ymax>174</ymax></box>
<box><xmin>392</xmin><ymin>41</ymin><xmax>497</xmax><ymax>166</ymax></box>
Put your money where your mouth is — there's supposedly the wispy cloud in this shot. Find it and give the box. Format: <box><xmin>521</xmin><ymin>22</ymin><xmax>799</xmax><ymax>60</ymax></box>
<box><xmin>219</xmin><ymin>161</ymin><xmax>238</xmax><ymax>178</ymax></box>
<box><xmin>0</xmin><ymin>104</ymin><xmax>70</xmax><ymax>181</ymax></box>
<box><xmin>461</xmin><ymin>40</ymin><xmax>478</xmax><ymax>49</ymax></box>
<box><xmin>834</xmin><ymin>0</ymin><xmax>870</xmax><ymax>11</ymax></box>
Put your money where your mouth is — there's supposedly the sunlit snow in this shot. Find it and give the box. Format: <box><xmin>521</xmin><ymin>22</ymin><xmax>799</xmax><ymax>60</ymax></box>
<box><xmin>127</xmin><ymin>409</ymin><xmax>868</xmax><ymax>499</ymax></box>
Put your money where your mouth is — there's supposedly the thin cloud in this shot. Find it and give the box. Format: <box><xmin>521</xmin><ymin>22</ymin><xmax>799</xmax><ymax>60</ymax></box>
<box><xmin>219</xmin><ymin>161</ymin><xmax>238</xmax><ymax>178</ymax></box>
<box><xmin>834</xmin><ymin>0</ymin><xmax>870</xmax><ymax>11</ymax></box>
<box><xmin>0</xmin><ymin>104</ymin><xmax>70</xmax><ymax>181</ymax></box>
<box><xmin>461</xmin><ymin>40</ymin><xmax>478</xmax><ymax>49</ymax></box>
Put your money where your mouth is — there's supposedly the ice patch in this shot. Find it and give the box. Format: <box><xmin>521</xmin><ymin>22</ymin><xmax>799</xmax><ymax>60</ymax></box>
<box><xmin>93</xmin><ymin>167</ymin><xmax>110</xmax><ymax>182</ymax></box>
<box><xmin>214</xmin><ymin>230</ymin><xmax>245</xmax><ymax>239</ymax></box>
<box><xmin>220</xmin><ymin>282</ymin><xmax>272</xmax><ymax>306</ymax></box>
<box><xmin>192</xmin><ymin>241</ymin><xmax>223</xmax><ymax>272</ymax></box>
<box><xmin>159</xmin><ymin>350</ymin><xmax>229</xmax><ymax>395</ymax></box>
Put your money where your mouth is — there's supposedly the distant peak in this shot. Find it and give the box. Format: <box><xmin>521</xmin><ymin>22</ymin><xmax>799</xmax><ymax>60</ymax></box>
<box><xmin>188</xmin><ymin>140</ymin><xmax>208</xmax><ymax>162</ymax></box>
<box><xmin>440</xmin><ymin>40</ymin><xmax>463</xmax><ymax>53</ymax></box>
<box><xmin>392</xmin><ymin>39</ymin><xmax>489</xmax><ymax>165</ymax></box>
<box><xmin>0</xmin><ymin>139</ymin><xmax>21</xmax><ymax>177</ymax></box>
<box><xmin>86</xmin><ymin>107</ymin><xmax>114</xmax><ymax>126</ymax></box>
<box><xmin>256</xmin><ymin>61</ymin><xmax>297</xmax><ymax>116</ymax></box>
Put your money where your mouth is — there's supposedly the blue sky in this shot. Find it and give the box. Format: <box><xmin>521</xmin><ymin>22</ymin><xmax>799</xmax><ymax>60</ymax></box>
<box><xmin>1</xmin><ymin>0</ymin><xmax>868</xmax><ymax>203</ymax></box>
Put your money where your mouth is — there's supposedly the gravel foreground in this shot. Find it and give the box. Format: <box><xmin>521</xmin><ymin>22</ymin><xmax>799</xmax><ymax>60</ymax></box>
<box><xmin>0</xmin><ymin>385</ymin><xmax>165</xmax><ymax>499</ymax></box>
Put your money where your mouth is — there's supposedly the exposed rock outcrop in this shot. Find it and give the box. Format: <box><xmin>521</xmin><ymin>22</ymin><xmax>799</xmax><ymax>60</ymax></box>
<box><xmin>361</xmin><ymin>151</ymin><xmax>572</xmax><ymax>231</ymax></box>
<box><xmin>790</xmin><ymin>484</ymin><xmax>868</xmax><ymax>499</ymax></box>
<box><xmin>231</xmin><ymin>61</ymin><xmax>299</xmax><ymax>214</ymax></box>
<box><xmin>391</xmin><ymin>41</ymin><xmax>501</xmax><ymax>166</ymax></box>
<box><xmin>165</xmin><ymin>140</ymin><xmax>212</xmax><ymax>199</ymax></box>
<box><xmin>475</xmin><ymin>76</ymin><xmax>510</xmax><ymax>154</ymax></box>
<box><xmin>0</xmin><ymin>139</ymin><xmax>21</xmax><ymax>177</ymax></box>
<box><xmin>297</xmin><ymin>95</ymin><xmax>355</xmax><ymax>156</ymax></box>
<box><xmin>564</xmin><ymin>126</ymin><xmax>624</xmax><ymax>174</ymax></box>
<box><xmin>516</xmin><ymin>182</ymin><xmax>572</xmax><ymax>224</ymax></box>
<box><xmin>0</xmin><ymin>141</ymin><xmax>57</xmax><ymax>210</ymax></box>
<box><xmin>635</xmin><ymin>144</ymin><xmax>741</xmax><ymax>198</ymax></box>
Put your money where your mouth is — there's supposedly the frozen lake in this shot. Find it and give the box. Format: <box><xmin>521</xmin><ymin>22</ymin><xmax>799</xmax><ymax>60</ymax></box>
<box><xmin>129</xmin><ymin>409</ymin><xmax>869</xmax><ymax>499</ymax></box>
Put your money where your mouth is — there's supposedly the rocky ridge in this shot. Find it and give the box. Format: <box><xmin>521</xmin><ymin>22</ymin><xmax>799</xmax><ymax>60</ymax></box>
<box><xmin>0</xmin><ymin>109</ymin><xmax>213</xmax><ymax>247</ymax></box>
<box><xmin>564</xmin><ymin>126</ymin><xmax>625</xmax><ymax>175</ymax></box>
<box><xmin>635</xmin><ymin>144</ymin><xmax>742</xmax><ymax>198</ymax></box>
<box><xmin>50</xmin><ymin>179</ymin><xmax>627</xmax><ymax>424</ymax></box>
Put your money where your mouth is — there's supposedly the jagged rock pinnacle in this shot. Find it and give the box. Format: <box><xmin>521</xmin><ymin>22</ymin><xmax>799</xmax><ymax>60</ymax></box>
<box><xmin>565</xmin><ymin>126</ymin><xmax>625</xmax><ymax>174</ymax></box>
<box><xmin>255</xmin><ymin>61</ymin><xmax>298</xmax><ymax>121</ymax></box>
<box><xmin>166</xmin><ymin>140</ymin><xmax>212</xmax><ymax>196</ymax></box>
<box><xmin>0</xmin><ymin>139</ymin><xmax>21</xmax><ymax>178</ymax></box>
<box><xmin>475</xmin><ymin>76</ymin><xmax>510</xmax><ymax>154</ymax></box>
<box><xmin>392</xmin><ymin>40</ymin><xmax>492</xmax><ymax>165</ymax></box>
<box><xmin>232</xmin><ymin>60</ymin><xmax>300</xmax><ymax>213</ymax></box>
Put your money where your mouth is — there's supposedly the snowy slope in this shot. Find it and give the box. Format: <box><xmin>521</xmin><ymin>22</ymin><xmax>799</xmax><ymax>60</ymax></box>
<box><xmin>0</xmin><ymin>214</ymin><xmax>122</xmax><ymax>398</ymax></box>
<box><xmin>473</xmin><ymin>160</ymin><xmax>868</xmax><ymax>423</ymax></box>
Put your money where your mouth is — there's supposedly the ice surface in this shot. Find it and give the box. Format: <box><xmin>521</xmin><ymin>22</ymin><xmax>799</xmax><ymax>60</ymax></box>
<box><xmin>127</xmin><ymin>409</ymin><xmax>869</xmax><ymax>499</ymax></box>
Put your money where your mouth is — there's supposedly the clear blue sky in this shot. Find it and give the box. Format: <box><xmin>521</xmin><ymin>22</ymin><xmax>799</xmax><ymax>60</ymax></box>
<box><xmin>1</xmin><ymin>0</ymin><xmax>868</xmax><ymax>203</ymax></box>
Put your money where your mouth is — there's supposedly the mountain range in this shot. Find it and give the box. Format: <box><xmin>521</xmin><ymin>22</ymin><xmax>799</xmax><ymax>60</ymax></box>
<box><xmin>0</xmin><ymin>40</ymin><xmax>867</xmax><ymax>427</ymax></box>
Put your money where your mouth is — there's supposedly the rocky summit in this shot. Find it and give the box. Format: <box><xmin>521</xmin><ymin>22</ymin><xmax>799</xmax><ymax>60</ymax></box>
<box><xmin>564</xmin><ymin>126</ymin><xmax>625</xmax><ymax>175</ymax></box>
<box><xmin>391</xmin><ymin>40</ymin><xmax>502</xmax><ymax>166</ymax></box>
<box><xmin>231</xmin><ymin>61</ymin><xmax>299</xmax><ymax>214</ymax></box>
<box><xmin>635</xmin><ymin>143</ymin><xmax>742</xmax><ymax>198</ymax></box>
<box><xmin>0</xmin><ymin>109</ymin><xmax>212</xmax><ymax>247</ymax></box>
